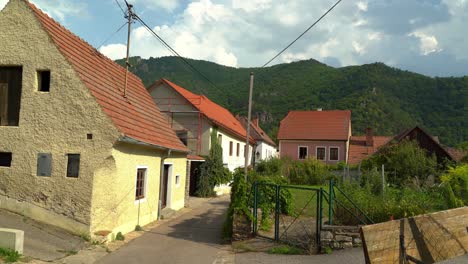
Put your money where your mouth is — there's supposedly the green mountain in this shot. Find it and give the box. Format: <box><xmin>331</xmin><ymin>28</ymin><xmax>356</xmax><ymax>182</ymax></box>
<box><xmin>117</xmin><ymin>56</ymin><xmax>468</xmax><ymax>146</ymax></box>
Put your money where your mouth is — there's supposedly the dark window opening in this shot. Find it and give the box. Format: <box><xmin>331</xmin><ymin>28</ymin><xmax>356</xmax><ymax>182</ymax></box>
<box><xmin>37</xmin><ymin>70</ymin><xmax>50</xmax><ymax>92</ymax></box>
<box><xmin>37</xmin><ymin>153</ymin><xmax>52</xmax><ymax>176</ymax></box>
<box><xmin>0</xmin><ymin>67</ymin><xmax>23</xmax><ymax>126</ymax></box>
<box><xmin>229</xmin><ymin>141</ymin><xmax>233</xmax><ymax>156</ymax></box>
<box><xmin>176</xmin><ymin>130</ymin><xmax>188</xmax><ymax>146</ymax></box>
<box><xmin>218</xmin><ymin>134</ymin><xmax>222</xmax><ymax>144</ymax></box>
<box><xmin>66</xmin><ymin>154</ymin><xmax>80</xmax><ymax>178</ymax></box>
<box><xmin>298</xmin><ymin>147</ymin><xmax>308</xmax><ymax>160</ymax></box>
<box><xmin>330</xmin><ymin>148</ymin><xmax>339</xmax><ymax>161</ymax></box>
<box><xmin>0</xmin><ymin>152</ymin><xmax>12</xmax><ymax>167</ymax></box>
<box><xmin>316</xmin><ymin>147</ymin><xmax>326</xmax><ymax>160</ymax></box>
<box><xmin>135</xmin><ymin>168</ymin><xmax>146</xmax><ymax>200</ymax></box>
<box><xmin>87</xmin><ymin>133</ymin><xmax>93</xmax><ymax>140</ymax></box>
<box><xmin>236</xmin><ymin>143</ymin><xmax>240</xmax><ymax>157</ymax></box>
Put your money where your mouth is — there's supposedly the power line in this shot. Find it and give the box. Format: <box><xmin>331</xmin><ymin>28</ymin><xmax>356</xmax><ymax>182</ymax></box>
<box><xmin>115</xmin><ymin>0</ymin><xmax>126</xmax><ymax>16</ymax></box>
<box><xmin>133</xmin><ymin>14</ymin><xmax>222</xmax><ymax>95</ymax></box>
<box><xmin>96</xmin><ymin>22</ymin><xmax>128</xmax><ymax>50</ymax></box>
<box><xmin>261</xmin><ymin>0</ymin><xmax>343</xmax><ymax>68</ymax></box>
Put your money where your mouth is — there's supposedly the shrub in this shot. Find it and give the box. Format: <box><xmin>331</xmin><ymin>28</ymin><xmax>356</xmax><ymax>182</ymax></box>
<box><xmin>440</xmin><ymin>165</ymin><xmax>468</xmax><ymax>206</ymax></box>
<box><xmin>0</xmin><ymin>247</ymin><xmax>21</xmax><ymax>263</ymax></box>
<box><xmin>362</xmin><ymin>140</ymin><xmax>439</xmax><ymax>186</ymax></box>
<box><xmin>115</xmin><ymin>232</ymin><xmax>125</xmax><ymax>241</ymax></box>
<box><xmin>196</xmin><ymin>128</ymin><xmax>232</xmax><ymax>197</ymax></box>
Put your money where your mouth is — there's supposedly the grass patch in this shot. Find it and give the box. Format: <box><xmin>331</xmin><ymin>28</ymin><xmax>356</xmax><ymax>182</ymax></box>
<box><xmin>57</xmin><ymin>249</ymin><xmax>78</xmax><ymax>256</ymax></box>
<box><xmin>0</xmin><ymin>247</ymin><xmax>22</xmax><ymax>263</ymax></box>
<box><xmin>289</xmin><ymin>186</ymin><xmax>329</xmax><ymax>218</ymax></box>
<box><xmin>267</xmin><ymin>245</ymin><xmax>303</xmax><ymax>255</ymax></box>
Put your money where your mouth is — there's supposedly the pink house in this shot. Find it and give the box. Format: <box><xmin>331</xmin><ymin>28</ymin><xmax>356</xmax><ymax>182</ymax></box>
<box><xmin>277</xmin><ymin>110</ymin><xmax>351</xmax><ymax>164</ymax></box>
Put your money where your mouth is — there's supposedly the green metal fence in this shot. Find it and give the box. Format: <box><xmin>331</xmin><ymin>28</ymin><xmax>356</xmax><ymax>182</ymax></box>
<box><xmin>253</xmin><ymin>183</ymin><xmax>324</xmax><ymax>253</ymax></box>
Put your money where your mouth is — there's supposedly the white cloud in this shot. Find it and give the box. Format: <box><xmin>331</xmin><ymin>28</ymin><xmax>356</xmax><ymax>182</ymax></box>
<box><xmin>129</xmin><ymin>0</ymin><xmax>180</xmax><ymax>12</ymax></box>
<box><xmin>99</xmin><ymin>44</ymin><xmax>127</xmax><ymax>60</ymax></box>
<box><xmin>30</xmin><ymin>0</ymin><xmax>88</xmax><ymax>22</ymax></box>
<box><xmin>356</xmin><ymin>1</ymin><xmax>368</xmax><ymax>12</ymax></box>
<box><xmin>409</xmin><ymin>31</ymin><xmax>442</xmax><ymax>55</ymax></box>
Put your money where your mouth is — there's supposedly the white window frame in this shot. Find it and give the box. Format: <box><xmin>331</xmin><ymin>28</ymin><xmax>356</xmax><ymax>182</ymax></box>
<box><xmin>329</xmin><ymin>147</ymin><xmax>340</xmax><ymax>161</ymax></box>
<box><xmin>135</xmin><ymin>166</ymin><xmax>148</xmax><ymax>204</ymax></box>
<box><xmin>315</xmin><ymin>146</ymin><xmax>327</xmax><ymax>161</ymax></box>
<box><xmin>298</xmin><ymin>146</ymin><xmax>308</xmax><ymax>160</ymax></box>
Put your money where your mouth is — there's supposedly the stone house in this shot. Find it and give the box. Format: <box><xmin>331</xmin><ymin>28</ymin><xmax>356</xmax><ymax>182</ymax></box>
<box><xmin>278</xmin><ymin>110</ymin><xmax>352</xmax><ymax>164</ymax></box>
<box><xmin>148</xmin><ymin>79</ymin><xmax>255</xmax><ymax>195</ymax></box>
<box><xmin>0</xmin><ymin>0</ymin><xmax>188</xmax><ymax>237</ymax></box>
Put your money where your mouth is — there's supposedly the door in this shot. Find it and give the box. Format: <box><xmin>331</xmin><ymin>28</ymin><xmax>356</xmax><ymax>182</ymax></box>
<box><xmin>161</xmin><ymin>164</ymin><xmax>170</xmax><ymax>208</ymax></box>
<box><xmin>189</xmin><ymin>161</ymin><xmax>203</xmax><ymax>196</ymax></box>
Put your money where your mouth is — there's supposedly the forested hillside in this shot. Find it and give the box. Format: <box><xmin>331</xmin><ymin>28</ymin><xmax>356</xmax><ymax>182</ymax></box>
<box><xmin>117</xmin><ymin>56</ymin><xmax>468</xmax><ymax>146</ymax></box>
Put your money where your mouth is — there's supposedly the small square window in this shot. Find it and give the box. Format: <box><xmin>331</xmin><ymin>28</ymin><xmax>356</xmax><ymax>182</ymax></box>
<box><xmin>37</xmin><ymin>70</ymin><xmax>51</xmax><ymax>92</ymax></box>
<box><xmin>37</xmin><ymin>153</ymin><xmax>52</xmax><ymax>177</ymax></box>
<box><xmin>87</xmin><ymin>133</ymin><xmax>93</xmax><ymax>140</ymax></box>
<box><xmin>0</xmin><ymin>152</ymin><xmax>12</xmax><ymax>167</ymax></box>
<box><xmin>330</xmin><ymin>147</ymin><xmax>339</xmax><ymax>161</ymax></box>
<box><xmin>66</xmin><ymin>154</ymin><xmax>80</xmax><ymax>178</ymax></box>
<box><xmin>298</xmin><ymin>147</ymin><xmax>308</xmax><ymax>160</ymax></box>
<box><xmin>316</xmin><ymin>147</ymin><xmax>326</xmax><ymax>160</ymax></box>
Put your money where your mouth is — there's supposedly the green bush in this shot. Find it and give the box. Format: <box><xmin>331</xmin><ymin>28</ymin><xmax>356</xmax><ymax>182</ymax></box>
<box><xmin>362</xmin><ymin>140</ymin><xmax>439</xmax><ymax>186</ymax></box>
<box><xmin>334</xmin><ymin>181</ymin><xmax>449</xmax><ymax>224</ymax></box>
<box><xmin>0</xmin><ymin>247</ymin><xmax>21</xmax><ymax>263</ymax></box>
<box><xmin>196</xmin><ymin>128</ymin><xmax>232</xmax><ymax>197</ymax></box>
<box><xmin>115</xmin><ymin>232</ymin><xmax>125</xmax><ymax>241</ymax></box>
<box><xmin>440</xmin><ymin>165</ymin><xmax>468</xmax><ymax>206</ymax></box>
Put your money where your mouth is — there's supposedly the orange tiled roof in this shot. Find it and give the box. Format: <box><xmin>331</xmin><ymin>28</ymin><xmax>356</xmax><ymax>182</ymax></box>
<box><xmin>278</xmin><ymin>110</ymin><xmax>351</xmax><ymax>140</ymax></box>
<box><xmin>348</xmin><ymin>136</ymin><xmax>393</xmax><ymax>165</ymax></box>
<box><xmin>27</xmin><ymin>2</ymin><xmax>187</xmax><ymax>152</ymax></box>
<box><xmin>236</xmin><ymin>116</ymin><xmax>276</xmax><ymax>147</ymax></box>
<box><xmin>159</xmin><ymin>79</ymin><xmax>254</xmax><ymax>143</ymax></box>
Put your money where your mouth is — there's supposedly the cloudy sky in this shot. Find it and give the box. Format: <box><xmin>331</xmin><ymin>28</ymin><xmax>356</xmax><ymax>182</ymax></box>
<box><xmin>1</xmin><ymin>0</ymin><xmax>468</xmax><ymax>77</ymax></box>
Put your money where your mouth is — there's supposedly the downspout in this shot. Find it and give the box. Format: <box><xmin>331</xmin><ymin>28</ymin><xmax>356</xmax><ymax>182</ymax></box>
<box><xmin>158</xmin><ymin>149</ymin><xmax>172</xmax><ymax>220</ymax></box>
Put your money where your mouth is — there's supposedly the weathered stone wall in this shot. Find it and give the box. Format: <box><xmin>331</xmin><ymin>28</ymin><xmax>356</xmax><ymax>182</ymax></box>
<box><xmin>320</xmin><ymin>225</ymin><xmax>362</xmax><ymax>251</ymax></box>
<box><xmin>0</xmin><ymin>0</ymin><xmax>120</xmax><ymax>234</ymax></box>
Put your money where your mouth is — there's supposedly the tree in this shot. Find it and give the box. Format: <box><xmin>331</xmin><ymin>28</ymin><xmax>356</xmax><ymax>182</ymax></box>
<box><xmin>362</xmin><ymin>140</ymin><xmax>439</xmax><ymax>186</ymax></box>
<box><xmin>196</xmin><ymin>128</ymin><xmax>232</xmax><ymax>197</ymax></box>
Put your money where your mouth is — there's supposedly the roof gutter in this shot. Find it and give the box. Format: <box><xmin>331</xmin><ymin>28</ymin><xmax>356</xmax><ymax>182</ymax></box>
<box><xmin>118</xmin><ymin>136</ymin><xmax>189</xmax><ymax>154</ymax></box>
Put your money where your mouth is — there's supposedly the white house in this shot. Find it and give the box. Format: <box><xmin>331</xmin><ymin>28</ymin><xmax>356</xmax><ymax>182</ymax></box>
<box><xmin>148</xmin><ymin>79</ymin><xmax>255</xmax><ymax>195</ymax></box>
<box><xmin>237</xmin><ymin>116</ymin><xmax>278</xmax><ymax>164</ymax></box>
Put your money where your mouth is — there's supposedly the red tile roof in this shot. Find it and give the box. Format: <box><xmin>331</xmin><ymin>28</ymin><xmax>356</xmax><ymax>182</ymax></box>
<box><xmin>348</xmin><ymin>136</ymin><xmax>393</xmax><ymax>165</ymax></box>
<box><xmin>187</xmin><ymin>155</ymin><xmax>205</xmax><ymax>161</ymax></box>
<box><xmin>158</xmin><ymin>79</ymin><xmax>254</xmax><ymax>143</ymax></box>
<box><xmin>26</xmin><ymin>2</ymin><xmax>187</xmax><ymax>152</ymax></box>
<box><xmin>278</xmin><ymin>110</ymin><xmax>351</xmax><ymax>140</ymax></box>
<box><xmin>236</xmin><ymin>116</ymin><xmax>276</xmax><ymax>147</ymax></box>
<box><xmin>445</xmin><ymin>148</ymin><xmax>466</xmax><ymax>162</ymax></box>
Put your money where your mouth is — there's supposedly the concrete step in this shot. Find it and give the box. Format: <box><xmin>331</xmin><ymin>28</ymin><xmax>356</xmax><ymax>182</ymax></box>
<box><xmin>160</xmin><ymin>208</ymin><xmax>177</xmax><ymax>220</ymax></box>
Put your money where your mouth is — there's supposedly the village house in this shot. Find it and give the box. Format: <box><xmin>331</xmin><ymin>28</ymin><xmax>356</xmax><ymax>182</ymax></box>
<box><xmin>236</xmin><ymin>116</ymin><xmax>277</xmax><ymax>164</ymax></box>
<box><xmin>349</xmin><ymin>126</ymin><xmax>459</xmax><ymax>165</ymax></box>
<box><xmin>277</xmin><ymin>110</ymin><xmax>352</xmax><ymax>164</ymax></box>
<box><xmin>0</xmin><ymin>0</ymin><xmax>188</xmax><ymax>237</ymax></box>
<box><xmin>147</xmin><ymin>79</ymin><xmax>254</xmax><ymax>195</ymax></box>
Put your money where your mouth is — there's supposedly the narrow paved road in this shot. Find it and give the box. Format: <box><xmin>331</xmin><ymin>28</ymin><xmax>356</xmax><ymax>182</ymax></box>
<box><xmin>98</xmin><ymin>196</ymin><xmax>231</xmax><ymax>264</ymax></box>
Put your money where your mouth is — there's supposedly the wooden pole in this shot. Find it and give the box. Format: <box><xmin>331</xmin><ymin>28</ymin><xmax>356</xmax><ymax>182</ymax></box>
<box><xmin>382</xmin><ymin>164</ymin><xmax>385</xmax><ymax>195</ymax></box>
<box><xmin>123</xmin><ymin>1</ymin><xmax>133</xmax><ymax>97</ymax></box>
<box><xmin>244</xmin><ymin>72</ymin><xmax>254</xmax><ymax>181</ymax></box>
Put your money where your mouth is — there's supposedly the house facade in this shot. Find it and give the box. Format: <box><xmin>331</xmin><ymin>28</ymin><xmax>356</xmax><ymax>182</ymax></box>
<box><xmin>0</xmin><ymin>0</ymin><xmax>188</xmax><ymax>237</ymax></box>
<box><xmin>278</xmin><ymin>110</ymin><xmax>352</xmax><ymax>164</ymax></box>
<box><xmin>148</xmin><ymin>79</ymin><xmax>254</xmax><ymax>194</ymax></box>
<box><xmin>237</xmin><ymin>116</ymin><xmax>277</xmax><ymax>164</ymax></box>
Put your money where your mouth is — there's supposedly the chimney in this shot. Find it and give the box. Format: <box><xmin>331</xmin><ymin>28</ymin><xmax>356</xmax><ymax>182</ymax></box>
<box><xmin>317</xmin><ymin>108</ymin><xmax>323</xmax><ymax>111</ymax></box>
<box><xmin>366</xmin><ymin>127</ymin><xmax>374</xmax><ymax>147</ymax></box>
<box><xmin>252</xmin><ymin>118</ymin><xmax>259</xmax><ymax>127</ymax></box>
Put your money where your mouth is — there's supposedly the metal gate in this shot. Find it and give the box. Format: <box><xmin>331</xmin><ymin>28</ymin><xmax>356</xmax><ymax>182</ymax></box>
<box><xmin>252</xmin><ymin>183</ymin><xmax>323</xmax><ymax>253</ymax></box>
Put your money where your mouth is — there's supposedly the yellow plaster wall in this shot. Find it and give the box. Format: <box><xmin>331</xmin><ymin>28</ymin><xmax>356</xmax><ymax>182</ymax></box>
<box><xmin>0</xmin><ymin>0</ymin><xmax>120</xmax><ymax>234</ymax></box>
<box><xmin>90</xmin><ymin>143</ymin><xmax>187</xmax><ymax>235</ymax></box>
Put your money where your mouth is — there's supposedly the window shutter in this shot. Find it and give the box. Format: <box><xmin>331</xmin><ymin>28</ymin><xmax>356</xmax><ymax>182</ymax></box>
<box><xmin>37</xmin><ymin>153</ymin><xmax>52</xmax><ymax>176</ymax></box>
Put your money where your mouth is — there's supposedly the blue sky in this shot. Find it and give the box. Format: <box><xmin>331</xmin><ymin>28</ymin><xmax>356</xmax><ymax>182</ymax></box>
<box><xmin>2</xmin><ymin>0</ymin><xmax>468</xmax><ymax>77</ymax></box>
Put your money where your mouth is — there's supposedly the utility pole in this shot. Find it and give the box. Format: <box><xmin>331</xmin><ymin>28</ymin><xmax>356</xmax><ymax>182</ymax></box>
<box><xmin>123</xmin><ymin>0</ymin><xmax>134</xmax><ymax>97</ymax></box>
<box><xmin>244</xmin><ymin>72</ymin><xmax>254</xmax><ymax>181</ymax></box>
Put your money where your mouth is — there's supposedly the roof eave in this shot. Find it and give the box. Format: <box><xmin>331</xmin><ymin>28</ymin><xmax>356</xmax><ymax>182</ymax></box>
<box><xmin>118</xmin><ymin>136</ymin><xmax>190</xmax><ymax>154</ymax></box>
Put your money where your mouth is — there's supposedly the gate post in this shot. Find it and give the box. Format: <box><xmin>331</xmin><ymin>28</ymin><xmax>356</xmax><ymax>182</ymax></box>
<box><xmin>253</xmin><ymin>182</ymin><xmax>258</xmax><ymax>235</ymax></box>
<box><xmin>274</xmin><ymin>185</ymin><xmax>280</xmax><ymax>242</ymax></box>
<box><xmin>316</xmin><ymin>189</ymin><xmax>320</xmax><ymax>247</ymax></box>
<box><xmin>329</xmin><ymin>179</ymin><xmax>333</xmax><ymax>225</ymax></box>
